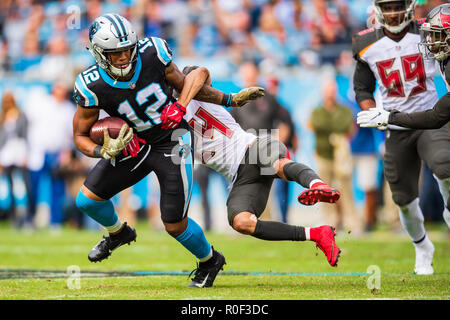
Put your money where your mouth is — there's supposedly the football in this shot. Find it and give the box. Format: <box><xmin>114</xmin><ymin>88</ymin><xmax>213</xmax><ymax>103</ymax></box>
<box><xmin>89</xmin><ymin>116</ymin><xmax>131</xmax><ymax>145</ymax></box>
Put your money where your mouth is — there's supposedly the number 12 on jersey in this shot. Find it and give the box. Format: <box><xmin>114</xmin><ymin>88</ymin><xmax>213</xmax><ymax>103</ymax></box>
<box><xmin>118</xmin><ymin>83</ymin><xmax>168</xmax><ymax>131</ymax></box>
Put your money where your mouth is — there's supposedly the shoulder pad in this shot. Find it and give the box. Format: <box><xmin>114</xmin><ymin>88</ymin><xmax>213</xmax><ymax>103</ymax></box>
<box><xmin>73</xmin><ymin>69</ymin><xmax>99</xmax><ymax>108</ymax></box>
<box><xmin>352</xmin><ymin>27</ymin><xmax>384</xmax><ymax>60</ymax></box>
<box><xmin>150</xmin><ymin>37</ymin><xmax>173</xmax><ymax>66</ymax></box>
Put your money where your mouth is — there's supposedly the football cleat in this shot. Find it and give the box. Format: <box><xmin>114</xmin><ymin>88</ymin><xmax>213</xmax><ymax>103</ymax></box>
<box><xmin>298</xmin><ymin>183</ymin><xmax>340</xmax><ymax>206</ymax></box>
<box><xmin>88</xmin><ymin>222</ymin><xmax>137</xmax><ymax>262</ymax></box>
<box><xmin>414</xmin><ymin>237</ymin><xmax>434</xmax><ymax>275</ymax></box>
<box><xmin>311</xmin><ymin>226</ymin><xmax>341</xmax><ymax>267</ymax></box>
<box><xmin>188</xmin><ymin>247</ymin><xmax>226</xmax><ymax>288</ymax></box>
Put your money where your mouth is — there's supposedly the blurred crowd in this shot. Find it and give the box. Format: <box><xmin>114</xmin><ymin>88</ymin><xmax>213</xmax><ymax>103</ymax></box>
<box><xmin>0</xmin><ymin>0</ymin><xmax>380</xmax><ymax>82</ymax></box>
<box><xmin>0</xmin><ymin>0</ymin><xmax>447</xmax><ymax>233</ymax></box>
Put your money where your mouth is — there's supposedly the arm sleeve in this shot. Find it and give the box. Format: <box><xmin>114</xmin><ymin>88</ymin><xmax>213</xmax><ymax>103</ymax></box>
<box><xmin>388</xmin><ymin>93</ymin><xmax>450</xmax><ymax>129</ymax></box>
<box><xmin>353</xmin><ymin>59</ymin><xmax>377</xmax><ymax>104</ymax></box>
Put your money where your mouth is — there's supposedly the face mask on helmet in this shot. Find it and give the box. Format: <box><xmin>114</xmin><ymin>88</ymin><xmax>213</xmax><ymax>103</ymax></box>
<box><xmin>374</xmin><ymin>0</ymin><xmax>416</xmax><ymax>34</ymax></box>
<box><xmin>418</xmin><ymin>4</ymin><xmax>450</xmax><ymax>62</ymax></box>
<box><xmin>99</xmin><ymin>44</ymin><xmax>138</xmax><ymax>78</ymax></box>
<box><xmin>88</xmin><ymin>14</ymin><xmax>139</xmax><ymax>78</ymax></box>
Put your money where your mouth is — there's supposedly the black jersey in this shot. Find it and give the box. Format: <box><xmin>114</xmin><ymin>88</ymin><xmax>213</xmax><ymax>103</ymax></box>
<box><xmin>73</xmin><ymin>37</ymin><xmax>177</xmax><ymax>144</ymax></box>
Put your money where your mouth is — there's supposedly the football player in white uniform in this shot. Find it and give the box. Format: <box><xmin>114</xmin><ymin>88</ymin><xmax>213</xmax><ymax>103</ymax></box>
<box><xmin>352</xmin><ymin>0</ymin><xmax>450</xmax><ymax>275</ymax></box>
<box><xmin>357</xmin><ymin>3</ymin><xmax>450</xmax><ymax>130</ymax></box>
<box><xmin>180</xmin><ymin>66</ymin><xmax>342</xmax><ymax>267</ymax></box>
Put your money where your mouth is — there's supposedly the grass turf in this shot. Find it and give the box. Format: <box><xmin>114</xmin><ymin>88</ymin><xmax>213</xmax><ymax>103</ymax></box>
<box><xmin>0</xmin><ymin>221</ymin><xmax>448</xmax><ymax>300</ymax></box>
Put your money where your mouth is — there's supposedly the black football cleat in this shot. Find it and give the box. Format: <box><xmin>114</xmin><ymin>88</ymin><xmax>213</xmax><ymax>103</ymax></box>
<box><xmin>88</xmin><ymin>222</ymin><xmax>136</xmax><ymax>262</ymax></box>
<box><xmin>188</xmin><ymin>247</ymin><xmax>226</xmax><ymax>288</ymax></box>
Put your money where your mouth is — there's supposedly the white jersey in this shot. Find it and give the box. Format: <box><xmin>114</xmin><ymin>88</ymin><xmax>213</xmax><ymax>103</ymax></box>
<box><xmin>353</xmin><ymin>23</ymin><xmax>439</xmax><ymax>129</ymax></box>
<box><xmin>184</xmin><ymin>100</ymin><xmax>257</xmax><ymax>182</ymax></box>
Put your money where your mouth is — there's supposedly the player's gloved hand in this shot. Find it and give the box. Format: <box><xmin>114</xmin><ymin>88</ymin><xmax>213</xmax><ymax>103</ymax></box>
<box><xmin>122</xmin><ymin>134</ymin><xmax>146</xmax><ymax>158</ymax></box>
<box><xmin>100</xmin><ymin>124</ymin><xmax>133</xmax><ymax>160</ymax></box>
<box><xmin>160</xmin><ymin>102</ymin><xmax>186</xmax><ymax>130</ymax></box>
<box><xmin>357</xmin><ymin>108</ymin><xmax>390</xmax><ymax>129</ymax></box>
<box><xmin>232</xmin><ymin>87</ymin><xmax>265</xmax><ymax>107</ymax></box>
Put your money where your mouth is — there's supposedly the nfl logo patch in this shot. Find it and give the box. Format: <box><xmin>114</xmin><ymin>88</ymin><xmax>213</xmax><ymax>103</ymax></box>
<box><xmin>129</xmin><ymin>82</ymin><xmax>136</xmax><ymax>89</ymax></box>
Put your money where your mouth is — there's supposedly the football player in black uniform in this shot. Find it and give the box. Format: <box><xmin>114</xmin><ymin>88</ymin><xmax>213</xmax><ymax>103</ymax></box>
<box><xmin>72</xmin><ymin>14</ymin><xmax>264</xmax><ymax>287</ymax></box>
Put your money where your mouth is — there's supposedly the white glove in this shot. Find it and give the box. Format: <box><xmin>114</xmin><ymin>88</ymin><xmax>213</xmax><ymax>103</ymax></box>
<box><xmin>357</xmin><ymin>108</ymin><xmax>390</xmax><ymax>129</ymax></box>
<box><xmin>100</xmin><ymin>124</ymin><xmax>133</xmax><ymax>160</ymax></box>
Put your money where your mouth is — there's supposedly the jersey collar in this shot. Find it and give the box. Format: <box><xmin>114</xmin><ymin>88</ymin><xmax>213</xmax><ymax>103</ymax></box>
<box><xmin>98</xmin><ymin>55</ymin><xmax>142</xmax><ymax>89</ymax></box>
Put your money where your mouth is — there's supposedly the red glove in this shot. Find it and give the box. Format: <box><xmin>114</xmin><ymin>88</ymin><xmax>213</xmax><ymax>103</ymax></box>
<box><xmin>122</xmin><ymin>134</ymin><xmax>146</xmax><ymax>158</ymax></box>
<box><xmin>160</xmin><ymin>102</ymin><xmax>186</xmax><ymax>130</ymax></box>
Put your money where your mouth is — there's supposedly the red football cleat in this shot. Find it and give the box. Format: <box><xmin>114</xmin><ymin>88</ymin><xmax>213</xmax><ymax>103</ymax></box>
<box><xmin>298</xmin><ymin>182</ymin><xmax>340</xmax><ymax>206</ymax></box>
<box><xmin>310</xmin><ymin>226</ymin><xmax>341</xmax><ymax>267</ymax></box>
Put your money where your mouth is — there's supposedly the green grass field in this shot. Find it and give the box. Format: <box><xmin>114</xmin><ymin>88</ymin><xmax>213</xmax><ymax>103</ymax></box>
<box><xmin>0</xmin><ymin>221</ymin><xmax>449</xmax><ymax>300</ymax></box>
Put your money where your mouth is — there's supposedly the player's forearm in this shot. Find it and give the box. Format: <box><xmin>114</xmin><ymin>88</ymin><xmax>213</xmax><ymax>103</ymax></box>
<box><xmin>194</xmin><ymin>85</ymin><xmax>231</xmax><ymax>106</ymax></box>
<box><xmin>177</xmin><ymin>67</ymin><xmax>209</xmax><ymax>107</ymax></box>
<box><xmin>388</xmin><ymin>93</ymin><xmax>450</xmax><ymax>129</ymax></box>
<box><xmin>74</xmin><ymin>135</ymin><xmax>102</xmax><ymax>158</ymax></box>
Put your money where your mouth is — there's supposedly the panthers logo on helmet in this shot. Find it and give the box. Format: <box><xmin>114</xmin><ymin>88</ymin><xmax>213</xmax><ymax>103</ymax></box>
<box><xmin>89</xmin><ymin>21</ymin><xmax>101</xmax><ymax>42</ymax></box>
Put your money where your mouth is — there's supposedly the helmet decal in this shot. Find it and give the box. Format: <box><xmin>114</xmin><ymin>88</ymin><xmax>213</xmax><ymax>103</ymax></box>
<box><xmin>89</xmin><ymin>21</ymin><xmax>101</xmax><ymax>42</ymax></box>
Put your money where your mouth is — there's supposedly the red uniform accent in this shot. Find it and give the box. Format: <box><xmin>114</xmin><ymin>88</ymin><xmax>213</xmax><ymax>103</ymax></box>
<box><xmin>358</xmin><ymin>27</ymin><xmax>374</xmax><ymax>36</ymax></box>
<box><xmin>188</xmin><ymin>107</ymin><xmax>234</xmax><ymax>139</ymax></box>
<box><xmin>297</xmin><ymin>182</ymin><xmax>340</xmax><ymax>206</ymax></box>
<box><xmin>122</xmin><ymin>134</ymin><xmax>146</xmax><ymax>157</ymax></box>
<box><xmin>310</xmin><ymin>226</ymin><xmax>341</xmax><ymax>267</ymax></box>
<box><xmin>160</xmin><ymin>102</ymin><xmax>186</xmax><ymax>130</ymax></box>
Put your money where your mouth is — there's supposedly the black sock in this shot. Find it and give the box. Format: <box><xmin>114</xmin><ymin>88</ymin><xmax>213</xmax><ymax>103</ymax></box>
<box><xmin>283</xmin><ymin>162</ymin><xmax>320</xmax><ymax>188</ymax></box>
<box><xmin>252</xmin><ymin>220</ymin><xmax>306</xmax><ymax>241</ymax></box>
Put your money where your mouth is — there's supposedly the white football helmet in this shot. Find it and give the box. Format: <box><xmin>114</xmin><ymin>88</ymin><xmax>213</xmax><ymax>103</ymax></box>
<box><xmin>418</xmin><ymin>4</ymin><xmax>450</xmax><ymax>62</ymax></box>
<box><xmin>88</xmin><ymin>14</ymin><xmax>138</xmax><ymax>78</ymax></box>
<box><xmin>374</xmin><ymin>0</ymin><xmax>416</xmax><ymax>34</ymax></box>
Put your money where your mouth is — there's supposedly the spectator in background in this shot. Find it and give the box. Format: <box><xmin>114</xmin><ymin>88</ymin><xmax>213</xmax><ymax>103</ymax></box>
<box><xmin>24</xmin><ymin>34</ymin><xmax>74</xmax><ymax>84</ymax></box>
<box><xmin>24</xmin><ymin>82</ymin><xmax>75</xmax><ymax>230</ymax></box>
<box><xmin>0</xmin><ymin>91</ymin><xmax>30</xmax><ymax>228</ymax></box>
<box><xmin>351</xmin><ymin>125</ymin><xmax>381</xmax><ymax>232</ymax></box>
<box><xmin>194</xmin><ymin>165</ymin><xmax>214</xmax><ymax>231</ymax></box>
<box><xmin>310</xmin><ymin>78</ymin><xmax>361</xmax><ymax>233</ymax></box>
<box><xmin>231</xmin><ymin>61</ymin><xmax>281</xmax><ymax>136</ymax></box>
<box><xmin>252</xmin><ymin>0</ymin><xmax>294</xmax><ymax>66</ymax></box>
<box><xmin>266</xmin><ymin>75</ymin><xmax>299</xmax><ymax>223</ymax></box>
<box><xmin>420</xmin><ymin>164</ymin><xmax>445</xmax><ymax>223</ymax></box>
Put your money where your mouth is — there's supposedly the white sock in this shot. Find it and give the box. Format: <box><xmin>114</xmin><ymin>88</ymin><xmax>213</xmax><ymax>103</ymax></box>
<box><xmin>309</xmin><ymin>179</ymin><xmax>324</xmax><ymax>188</ymax></box>
<box><xmin>398</xmin><ymin>198</ymin><xmax>426</xmax><ymax>243</ymax></box>
<box><xmin>105</xmin><ymin>219</ymin><xmax>123</xmax><ymax>234</ymax></box>
<box><xmin>199</xmin><ymin>248</ymin><xmax>213</xmax><ymax>262</ymax></box>
<box><xmin>304</xmin><ymin>227</ymin><xmax>311</xmax><ymax>240</ymax></box>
